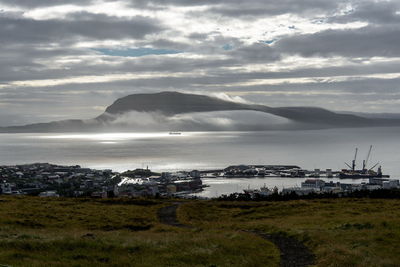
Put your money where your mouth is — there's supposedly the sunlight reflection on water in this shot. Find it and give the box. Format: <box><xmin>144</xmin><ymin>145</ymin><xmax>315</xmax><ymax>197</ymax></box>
<box><xmin>33</xmin><ymin>131</ymin><xmax>240</xmax><ymax>145</ymax></box>
<box><xmin>37</xmin><ymin>132</ymin><xmax>181</xmax><ymax>140</ymax></box>
<box><xmin>1</xmin><ymin>128</ymin><xmax>399</xmax><ymax>179</ymax></box>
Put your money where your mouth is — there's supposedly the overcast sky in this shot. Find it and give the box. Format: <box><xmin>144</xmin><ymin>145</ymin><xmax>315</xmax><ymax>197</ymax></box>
<box><xmin>1</xmin><ymin>0</ymin><xmax>400</xmax><ymax>126</ymax></box>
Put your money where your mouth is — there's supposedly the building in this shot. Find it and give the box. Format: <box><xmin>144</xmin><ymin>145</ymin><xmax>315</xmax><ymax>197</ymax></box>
<box><xmin>301</xmin><ymin>179</ymin><xmax>325</xmax><ymax>190</ymax></box>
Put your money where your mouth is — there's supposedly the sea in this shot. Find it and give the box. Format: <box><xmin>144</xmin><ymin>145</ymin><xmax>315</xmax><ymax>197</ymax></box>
<box><xmin>1</xmin><ymin>127</ymin><xmax>400</xmax><ymax>198</ymax></box>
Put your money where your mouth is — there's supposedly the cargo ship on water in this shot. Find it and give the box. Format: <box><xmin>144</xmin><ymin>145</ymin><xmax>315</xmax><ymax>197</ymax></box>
<box><xmin>339</xmin><ymin>145</ymin><xmax>389</xmax><ymax>179</ymax></box>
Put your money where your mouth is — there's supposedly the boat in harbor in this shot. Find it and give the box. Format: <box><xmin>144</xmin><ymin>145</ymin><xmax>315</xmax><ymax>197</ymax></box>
<box><xmin>339</xmin><ymin>146</ymin><xmax>389</xmax><ymax>179</ymax></box>
<box><xmin>243</xmin><ymin>185</ymin><xmax>274</xmax><ymax>196</ymax></box>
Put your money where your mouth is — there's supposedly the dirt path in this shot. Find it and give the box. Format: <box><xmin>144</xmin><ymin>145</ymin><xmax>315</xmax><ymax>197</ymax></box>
<box><xmin>157</xmin><ymin>204</ymin><xmax>315</xmax><ymax>267</ymax></box>
<box><xmin>157</xmin><ymin>203</ymin><xmax>192</xmax><ymax>228</ymax></box>
<box><xmin>246</xmin><ymin>230</ymin><xmax>315</xmax><ymax>267</ymax></box>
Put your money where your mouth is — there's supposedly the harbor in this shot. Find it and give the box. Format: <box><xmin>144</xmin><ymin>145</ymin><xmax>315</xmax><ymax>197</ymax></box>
<box><xmin>0</xmin><ymin>145</ymin><xmax>397</xmax><ymax>199</ymax></box>
<box><xmin>199</xmin><ymin>145</ymin><xmax>389</xmax><ymax>179</ymax></box>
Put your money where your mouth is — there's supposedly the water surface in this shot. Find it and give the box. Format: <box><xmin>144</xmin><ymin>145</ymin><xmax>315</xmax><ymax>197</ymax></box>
<box><xmin>1</xmin><ymin>128</ymin><xmax>399</xmax><ymax>196</ymax></box>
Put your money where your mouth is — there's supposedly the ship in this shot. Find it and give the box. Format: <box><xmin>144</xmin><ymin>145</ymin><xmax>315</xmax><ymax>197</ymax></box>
<box><xmin>339</xmin><ymin>145</ymin><xmax>390</xmax><ymax>179</ymax></box>
<box><xmin>169</xmin><ymin>132</ymin><xmax>182</xmax><ymax>135</ymax></box>
<box><xmin>243</xmin><ymin>185</ymin><xmax>274</xmax><ymax>196</ymax></box>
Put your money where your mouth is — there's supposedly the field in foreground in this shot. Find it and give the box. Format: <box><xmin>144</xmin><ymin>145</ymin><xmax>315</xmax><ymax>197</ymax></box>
<box><xmin>0</xmin><ymin>197</ymin><xmax>399</xmax><ymax>266</ymax></box>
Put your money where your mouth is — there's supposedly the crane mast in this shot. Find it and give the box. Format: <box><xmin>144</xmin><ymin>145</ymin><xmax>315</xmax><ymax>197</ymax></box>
<box><xmin>364</xmin><ymin>145</ymin><xmax>373</xmax><ymax>170</ymax></box>
<box><xmin>340</xmin><ymin>145</ymin><xmax>387</xmax><ymax>179</ymax></box>
<box><xmin>352</xmin><ymin>148</ymin><xmax>358</xmax><ymax>171</ymax></box>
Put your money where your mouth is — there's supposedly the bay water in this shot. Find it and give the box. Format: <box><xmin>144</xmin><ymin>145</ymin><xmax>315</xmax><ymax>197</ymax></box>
<box><xmin>1</xmin><ymin>127</ymin><xmax>399</xmax><ymax>197</ymax></box>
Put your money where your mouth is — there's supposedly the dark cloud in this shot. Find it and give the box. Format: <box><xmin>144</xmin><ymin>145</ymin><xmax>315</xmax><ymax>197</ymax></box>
<box><xmin>0</xmin><ymin>41</ymin><xmax>282</xmax><ymax>83</ymax></box>
<box><xmin>0</xmin><ymin>0</ymin><xmax>94</xmax><ymax>8</ymax></box>
<box><xmin>0</xmin><ymin>43</ymin><xmax>100</xmax><ymax>82</ymax></box>
<box><xmin>187</xmin><ymin>32</ymin><xmax>210</xmax><ymax>40</ymax></box>
<box><xmin>0</xmin><ymin>12</ymin><xmax>164</xmax><ymax>45</ymax></box>
<box><xmin>229</xmin><ymin>43</ymin><xmax>280</xmax><ymax>62</ymax></box>
<box><xmin>275</xmin><ymin>26</ymin><xmax>400</xmax><ymax>58</ymax></box>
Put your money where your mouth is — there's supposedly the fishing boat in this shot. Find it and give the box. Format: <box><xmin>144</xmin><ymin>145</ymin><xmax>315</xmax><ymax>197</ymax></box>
<box><xmin>169</xmin><ymin>132</ymin><xmax>182</xmax><ymax>135</ymax></box>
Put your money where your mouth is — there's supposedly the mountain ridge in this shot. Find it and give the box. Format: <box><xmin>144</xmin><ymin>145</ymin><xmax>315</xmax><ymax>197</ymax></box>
<box><xmin>1</xmin><ymin>91</ymin><xmax>400</xmax><ymax>132</ymax></box>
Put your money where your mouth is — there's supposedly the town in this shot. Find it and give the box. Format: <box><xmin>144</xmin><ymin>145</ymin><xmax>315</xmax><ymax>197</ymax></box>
<box><xmin>0</xmin><ymin>163</ymin><xmax>204</xmax><ymax>198</ymax></box>
<box><xmin>242</xmin><ymin>177</ymin><xmax>400</xmax><ymax>199</ymax></box>
<box><xmin>0</xmin><ymin>162</ymin><xmax>398</xmax><ymax>199</ymax></box>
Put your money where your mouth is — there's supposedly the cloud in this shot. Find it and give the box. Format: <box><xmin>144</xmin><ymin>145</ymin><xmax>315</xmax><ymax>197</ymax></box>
<box><xmin>228</xmin><ymin>43</ymin><xmax>281</xmax><ymax>62</ymax></box>
<box><xmin>210</xmin><ymin>93</ymin><xmax>250</xmax><ymax>104</ymax></box>
<box><xmin>0</xmin><ymin>0</ymin><xmax>94</xmax><ymax>8</ymax></box>
<box><xmin>0</xmin><ymin>12</ymin><xmax>164</xmax><ymax>46</ymax></box>
<box><xmin>275</xmin><ymin>26</ymin><xmax>400</xmax><ymax>57</ymax></box>
<box><xmin>103</xmin><ymin>110</ymin><xmax>291</xmax><ymax>131</ymax></box>
<box><xmin>129</xmin><ymin>0</ymin><xmax>340</xmax><ymax>16</ymax></box>
<box><xmin>93</xmin><ymin>47</ymin><xmax>181</xmax><ymax>57</ymax></box>
<box><xmin>328</xmin><ymin>1</ymin><xmax>400</xmax><ymax>25</ymax></box>
<box><xmin>1</xmin><ymin>0</ymin><xmax>400</xmax><ymax>126</ymax></box>
<box><xmin>206</xmin><ymin>1</ymin><xmax>338</xmax><ymax>17</ymax></box>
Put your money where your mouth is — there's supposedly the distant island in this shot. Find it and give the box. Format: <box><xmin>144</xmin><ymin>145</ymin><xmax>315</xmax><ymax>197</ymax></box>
<box><xmin>2</xmin><ymin>91</ymin><xmax>400</xmax><ymax>132</ymax></box>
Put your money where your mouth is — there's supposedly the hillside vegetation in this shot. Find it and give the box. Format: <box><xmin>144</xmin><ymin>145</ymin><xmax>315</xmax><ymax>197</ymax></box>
<box><xmin>0</xmin><ymin>196</ymin><xmax>399</xmax><ymax>266</ymax></box>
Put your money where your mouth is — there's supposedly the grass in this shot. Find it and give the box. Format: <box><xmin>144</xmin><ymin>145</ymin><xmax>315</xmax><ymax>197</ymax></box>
<box><xmin>0</xmin><ymin>196</ymin><xmax>278</xmax><ymax>266</ymax></box>
<box><xmin>1</xmin><ymin>196</ymin><xmax>400</xmax><ymax>266</ymax></box>
<box><xmin>179</xmin><ymin>198</ymin><xmax>400</xmax><ymax>266</ymax></box>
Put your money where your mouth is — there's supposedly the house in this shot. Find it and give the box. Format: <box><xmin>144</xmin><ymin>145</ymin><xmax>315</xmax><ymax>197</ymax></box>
<box><xmin>301</xmin><ymin>179</ymin><xmax>325</xmax><ymax>189</ymax></box>
<box><xmin>383</xmin><ymin>180</ymin><xmax>400</xmax><ymax>189</ymax></box>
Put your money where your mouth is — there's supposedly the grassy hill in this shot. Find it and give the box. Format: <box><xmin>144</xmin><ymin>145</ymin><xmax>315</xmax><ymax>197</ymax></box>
<box><xmin>0</xmin><ymin>196</ymin><xmax>399</xmax><ymax>266</ymax></box>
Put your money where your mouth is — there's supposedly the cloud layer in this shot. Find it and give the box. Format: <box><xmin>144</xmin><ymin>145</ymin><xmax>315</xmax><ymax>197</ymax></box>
<box><xmin>102</xmin><ymin>110</ymin><xmax>291</xmax><ymax>131</ymax></box>
<box><xmin>0</xmin><ymin>0</ymin><xmax>400</xmax><ymax>126</ymax></box>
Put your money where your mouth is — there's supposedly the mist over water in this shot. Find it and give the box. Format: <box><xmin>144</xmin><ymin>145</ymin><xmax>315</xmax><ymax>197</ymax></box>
<box><xmin>100</xmin><ymin>110</ymin><xmax>291</xmax><ymax>131</ymax></box>
<box><xmin>1</xmin><ymin>128</ymin><xmax>399</xmax><ymax>197</ymax></box>
<box><xmin>0</xmin><ymin>128</ymin><xmax>399</xmax><ymax>173</ymax></box>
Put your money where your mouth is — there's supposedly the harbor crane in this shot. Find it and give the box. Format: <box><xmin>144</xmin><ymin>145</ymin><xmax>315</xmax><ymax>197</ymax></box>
<box><xmin>344</xmin><ymin>148</ymin><xmax>358</xmax><ymax>171</ymax></box>
<box><xmin>362</xmin><ymin>145</ymin><xmax>373</xmax><ymax>171</ymax></box>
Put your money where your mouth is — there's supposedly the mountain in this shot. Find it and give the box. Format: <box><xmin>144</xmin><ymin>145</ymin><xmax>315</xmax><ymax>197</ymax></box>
<box><xmin>97</xmin><ymin>91</ymin><xmax>397</xmax><ymax>127</ymax></box>
<box><xmin>339</xmin><ymin>111</ymin><xmax>400</xmax><ymax>120</ymax></box>
<box><xmin>1</xmin><ymin>91</ymin><xmax>400</xmax><ymax>132</ymax></box>
<box><xmin>99</xmin><ymin>91</ymin><xmax>251</xmax><ymax>117</ymax></box>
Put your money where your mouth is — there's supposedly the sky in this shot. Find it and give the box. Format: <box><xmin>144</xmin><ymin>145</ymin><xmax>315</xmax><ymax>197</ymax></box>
<box><xmin>1</xmin><ymin>0</ymin><xmax>400</xmax><ymax>126</ymax></box>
